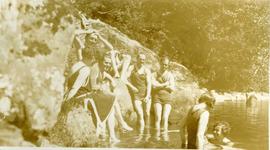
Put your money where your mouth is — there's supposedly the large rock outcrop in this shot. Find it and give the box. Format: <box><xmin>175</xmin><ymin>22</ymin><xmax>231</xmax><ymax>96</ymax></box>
<box><xmin>86</xmin><ymin>18</ymin><xmax>202</xmax><ymax>126</ymax></box>
<box><xmin>50</xmin><ymin>17</ymin><xmax>203</xmax><ymax>146</ymax></box>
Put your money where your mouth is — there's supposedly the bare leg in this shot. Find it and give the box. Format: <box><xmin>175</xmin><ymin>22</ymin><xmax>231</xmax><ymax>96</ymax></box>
<box><xmin>114</xmin><ymin>101</ymin><xmax>133</xmax><ymax>131</ymax></box>
<box><xmin>85</xmin><ymin>98</ymin><xmax>106</xmax><ymax>138</ymax></box>
<box><xmin>154</xmin><ymin>103</ymin><xmax>162</xmax><ymax>130</ymax></box>
<box><xmin>120</xmin><ymin>55</ymin><xmax>131</xmax><ymax>80</ymax></box>
<box><xmin>154</xmin><ymin>103</ymin><xmax>162</xmax><ymax>140</ymax></box>
<box><xmin>162</xmin><ymin>104</ymin><xmax>172</xmax><ymax>131</ymax></box>
<box><xmin>134</xmin><ymin>100</ymin><xmax>145</xmax><ymax>131</ymax></box>
<box><xmin>144</xmin><ymin>98</ymin><xmax>152</xmax><ymax>128</ymax></box>
<box><xmin>107</xmin><ymin>109</ymin><xmax>120</xmax><ymax>143</ymax></box>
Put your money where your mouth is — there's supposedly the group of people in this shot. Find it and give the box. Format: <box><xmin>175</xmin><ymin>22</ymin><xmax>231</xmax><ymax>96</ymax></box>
<box><xmin>62</xmin><ymin>14</ymin><xmax>176</xmax><ymax>143</ymax></box>
<box><xmin>61</xmin><ymin>14</ymin><xmax>234</xmax><ymax>149</ymax></box>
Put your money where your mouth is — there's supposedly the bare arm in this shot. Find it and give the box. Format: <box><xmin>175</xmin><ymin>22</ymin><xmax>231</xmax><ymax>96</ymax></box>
<box><xmin>166</xmin><ymin>72</ymin><xmax>176</xmax><ymax>91</ymax></box>
<box><xmin>109</xmin><ymin>50</ymin><xmax>120</xmax><ymax>77</ymax></box>
<box><xmin>196</xmin><ymin>111</ymin><xmax>209</xmax><ymax>149</ymax></box>
<box><xmin>97</xmin><ymin>34</ymin><xmax>114</xmax><ymax>50</ymax></box>
<box><xmin>145</xmin><ymin>67</ymin><xmax>152</xmax><ymax>100</ymax></box>
<box><xmin>98</xmin><ymin>34</ymin><xmax>120</xmax><ymax>77</ymax></box>
<box><xmin>123</xmin><ymin>65</ymin><xmax>138</xmax><ymax>92</ymax></box>
<box><xmin>65</xmin><ymin>67</ymin><xmax>90</xmax><ymax>100</ymax></box>
<box><xmin>152</xmin><ymin>75</ymin><xmax>165</xmax><ymax>88</ymax></box>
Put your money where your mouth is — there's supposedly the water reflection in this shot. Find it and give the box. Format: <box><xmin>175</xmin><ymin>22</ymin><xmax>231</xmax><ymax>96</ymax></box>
<box><xmin>209</xmin><ymin>100</ymin><xmax>268</xmax><ymax>150</ymax></box>
<box><xmin>93</xmin><ymin>100</ymin><xmax>267</xmax><ymax>149</ymax></box>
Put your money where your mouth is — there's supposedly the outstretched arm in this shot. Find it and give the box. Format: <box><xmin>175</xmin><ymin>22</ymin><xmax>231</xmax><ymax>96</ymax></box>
<box><xmin>98</xmin><ymin>35</ymin><xmax>121</xmax><ymax>77</ymax></box>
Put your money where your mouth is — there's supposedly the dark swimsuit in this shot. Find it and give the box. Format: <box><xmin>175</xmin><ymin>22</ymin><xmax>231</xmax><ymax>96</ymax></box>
<box><xmin>186</xmin><ymin>107</ymin><xmax>207</xmax><ymax>149</ymax></box>
<box><xmin>63</xmin><ymin>63</ymin><xmax>115</xmax><ymax>123</ymax></box>
<box><xmin>130</xmin><ymin>66</ymin><xmax>147</xmax><ymax>101</ymax></box>
<box><xmin>152</xmin><ymin>72</ymin><xmax>173</xmax><ymax>105</ymax></box>
<box><xmin>89</xmin><ymin>63</ymin><xmax>116</xmax><ymax>122</ymax></box>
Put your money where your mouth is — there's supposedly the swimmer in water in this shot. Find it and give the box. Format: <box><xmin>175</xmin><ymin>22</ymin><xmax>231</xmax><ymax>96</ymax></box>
<box><xmin>206</xmin><ymin>121</ymin><xmax>234</xmax><ymax>148</ymax></box>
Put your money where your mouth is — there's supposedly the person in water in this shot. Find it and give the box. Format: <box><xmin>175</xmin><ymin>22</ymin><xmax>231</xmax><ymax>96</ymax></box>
<box><xmin>127</xmin><ymin>53</ymin><xmax>152</xmax><ymax>131</ymax></box>
<box><xmin>206</xmin><ymin>121</ymin><xmax>234</xmax><ymax>147</ymax></box>
<box><xmin>152</xmin><ymin>56</ymin><xmax>175</xmax><ymax>140</ymax></box>
<box><xmin>185</xmin><ymin>93</ymin><xmax>215</xmax><ymax>149</ymax></box>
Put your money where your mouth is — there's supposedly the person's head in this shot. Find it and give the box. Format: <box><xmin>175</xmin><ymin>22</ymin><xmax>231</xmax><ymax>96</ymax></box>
<box><xmin>160</xmin><ymin>56</ymin><xmax>170</xmax><ymax>71</ymax></box>
<box><xmin>137</xmin><ymin>53</ymin><xmax>146</xmax><ymax>66</ymax></box>
<box><xmin>246</xmin><ymin>94</ymin><xmax>257</xmax><ymax>107</ymax></box>
<box><xmin>85</xmin><ymin>33</ymin><xmax>98</xmax><ymax>49</ymax></box>
<box><xmin>198</xmin><ymin>93</ymin><xmax>215</xmax><ymax>109</ymax></box>
<box><xmin>212</xmin><ymin>121</ymin><xmax>231</xmax><ymax>139</ymax></box>
<box><xmin>102</xmin><ymin>56</ymin><xmax>112</xmax><ymax>72</ymax></box>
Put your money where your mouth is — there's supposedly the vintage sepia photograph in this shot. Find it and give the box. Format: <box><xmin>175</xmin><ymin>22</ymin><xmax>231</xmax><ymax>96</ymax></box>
<box><xmin>0</xmin><ymin>0</ymin><xmax>269</xmax><ymax>149</ymax></box>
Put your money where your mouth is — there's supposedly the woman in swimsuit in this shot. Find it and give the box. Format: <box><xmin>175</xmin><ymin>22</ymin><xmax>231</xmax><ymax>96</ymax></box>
<box><xmin>152</xmin><ymin>56</ymin><xmax>175</xmax><ymax>140</ymax></box>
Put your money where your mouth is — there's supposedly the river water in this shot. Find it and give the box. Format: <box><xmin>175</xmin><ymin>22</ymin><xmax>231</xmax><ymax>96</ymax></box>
<box><xmin>208</xmin><ymin>100</ymin><xmax>268</xmax><ymax>150</ymax></box>
<box><xmin>95</xmin><ymin>100</ymin><xmax>268</xmax><ymax>149</ymax></box>
<box><xmin>0</xmin><ymin>100</ymin><xmax>268</xmax><ymax>149</ymax></box>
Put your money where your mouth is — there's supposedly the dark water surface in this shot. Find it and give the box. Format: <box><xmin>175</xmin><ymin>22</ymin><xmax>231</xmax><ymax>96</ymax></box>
<box><xmin>94</xmin><ymin>100</ymin><xmax>268</xmax><ymax>149</ymax></box>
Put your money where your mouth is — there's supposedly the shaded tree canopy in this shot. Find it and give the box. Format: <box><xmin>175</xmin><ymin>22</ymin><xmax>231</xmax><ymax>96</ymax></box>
<box><xmin>74</xmin><ymin>0</ymin><xmax>269</xmax><ymax>92</ymax></box>
<box><xmin>2</xmin><ymin>0</ymin><xmax>269</xmax><ymax>92</ymax></box>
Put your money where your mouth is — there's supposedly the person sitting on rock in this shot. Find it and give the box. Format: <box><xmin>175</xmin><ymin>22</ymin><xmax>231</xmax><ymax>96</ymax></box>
<box><xmin>52</xmin><ymin>50</ymin><xmax>98</xmax><ymax>146</ymax></box>
<box><xmin>206</xmin><ymin>121</ymin><xmax>234</xmax><ymax>147</ymax></box>
<box><xmin>152</xmin><ymin>56</ymin><xmax>176</xmax><ymax>141</ymax></box>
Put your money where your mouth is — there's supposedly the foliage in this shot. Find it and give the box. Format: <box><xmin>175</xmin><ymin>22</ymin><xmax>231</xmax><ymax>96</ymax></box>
<box><xmin>0</xmin><ymin>0</ymin><xmax>71</xmax><ymax>132</ymax></box>
<box><xmin>0</xmin><ymin>0</ymin><xmax>268</xmax><ymax>146</ymax></box>
<box><xmin>75</xmin><ymin>0</ymin><xmax>269</xmax><ymax>91</ymax></box>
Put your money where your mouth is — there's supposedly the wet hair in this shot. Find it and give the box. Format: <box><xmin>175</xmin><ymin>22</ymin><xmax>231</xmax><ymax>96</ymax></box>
<box><xmin>213</xmin><ymin>121</ymin><xmax>231</xmax><ymax>136</ymax></box>
<box><xmin>198</xmin><ymin>93</ymin><xmax>215</xmax><ymax>108</ymax></box>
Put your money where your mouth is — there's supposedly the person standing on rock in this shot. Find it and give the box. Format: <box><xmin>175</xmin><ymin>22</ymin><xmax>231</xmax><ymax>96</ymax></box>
<box><xmin>126</xmin><ymin>53</ymin><xmax>152</xmax><ymax>131</ymax></box>
<box><xmin>184</xmin><ymin>93</ymin><xmax>215</xmax><ymax>149</ymax></box>
<box><xmin>152</xmin><ymin>56</ymin><xmax>175</xmax><ymax>141</ymax></box>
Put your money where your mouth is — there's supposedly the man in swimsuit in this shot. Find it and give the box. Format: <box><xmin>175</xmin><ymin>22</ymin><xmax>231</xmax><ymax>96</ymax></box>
<box><xmin>127</xmin><ymin>53</ymin><xmax>152</xmax><ymax>131</ymax></box>
<box><xmin>185</xmin><ymin>93</ymin><xmax>215</xmax><ymax>149</ymax></box>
